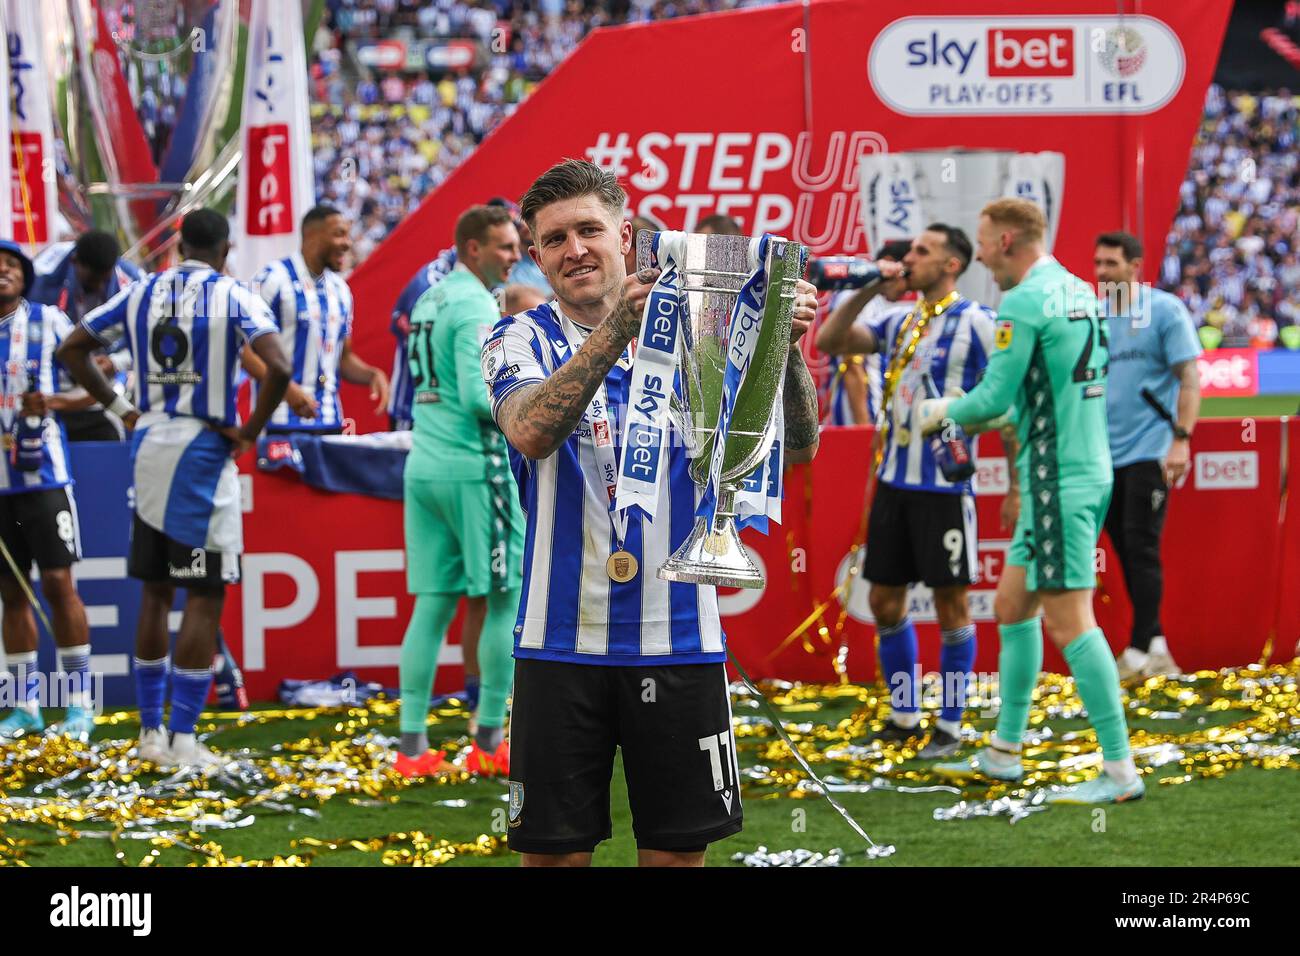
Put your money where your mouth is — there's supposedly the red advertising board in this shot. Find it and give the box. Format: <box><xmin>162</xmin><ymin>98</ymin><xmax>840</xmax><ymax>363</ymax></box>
<box><xmin>220</xmin><ymin>418</ymin><xmax>1290</xmax><ymax>698</ymax></box>
<box><xmin>1198</xmin><ymin>348</ymin><xmax>1260</xmax><ymax>397</ymax></box>
<box><xmin>343</xmin><ymin>0</ymin><xmax>1232</xmax><ymax>437</ymax></box>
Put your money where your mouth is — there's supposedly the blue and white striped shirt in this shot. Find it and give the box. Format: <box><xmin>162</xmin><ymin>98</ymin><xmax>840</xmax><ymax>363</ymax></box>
<box><xmin>871</xmin><ymin>297</ymin><xmax>997</xmax><ymax>494</ymax></box>
<box><xmin>822</xmin><ymin>292</ymin><xmax>904</xmax><ymax>427</ymax></box>
<box><xmin>83</xmin><ymin>262</ymin><xmax>278</xmax><ymax>428</ymax></box>
<box><xmin>253</xmin><ymin>253</ymin><xmax>354</xmax><ymax>432</ymax></box>
<box><xmin>484</xmin><ymin>303</ymin><xmax>724</xmax><ymax>667</ymax></box>
<box><xmin>83</xmin><ymin>262</ymin><xmax>278</xmax><ymax>553</ymax></box>
<box><xmin>0</xmin><ymin>301</ymin><xmax>75</xmax><ymax>496</ymax></box>
<box><xmin>389</xmin><ymin>248</ymin><xmax>457</xmax><ymax>428</ymax></box>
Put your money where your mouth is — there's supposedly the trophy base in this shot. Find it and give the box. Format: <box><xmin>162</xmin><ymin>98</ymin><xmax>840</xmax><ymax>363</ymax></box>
<box><xmin>658</xmin><ymin>514</ymin><xmax>763</xmax><ymax>589</ymax></box>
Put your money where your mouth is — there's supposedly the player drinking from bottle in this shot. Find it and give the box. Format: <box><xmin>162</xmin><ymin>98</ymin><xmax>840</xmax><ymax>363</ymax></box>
<box><xmin>817</xmin><ymin>226</ymin><xmax>1001</xmax><ymax>758</ymax></box>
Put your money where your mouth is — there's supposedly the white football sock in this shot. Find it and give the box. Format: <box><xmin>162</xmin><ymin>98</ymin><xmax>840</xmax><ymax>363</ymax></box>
<box><xmin>1119</xmin><ymin>647</ymin><xmax>1148</xmax><ymax>667</ymax></box>
<box><xmin>890</xmin><ymin>710</ymin><xmax>922</xmax><ymax>729</ymax></box>
<box><xmin>1148</xmin><ymin>636</ymin><xmax>1169</xmax><ymax>656</ymax></box>
<box><xmin>1104</xmin><ymin>757</ymin><xmax>1139</xmax><ymax>786</ymax></box>
<box><xmin>935</xmin><ymin>717</ymin><xmax>961</xmax><ymax>737</ymax></box>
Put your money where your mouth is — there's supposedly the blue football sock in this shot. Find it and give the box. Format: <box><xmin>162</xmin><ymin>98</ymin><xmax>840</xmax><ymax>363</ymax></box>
<box><xmin>939</xmin><ymin>625</ymin><xmax>977</xmax><ymax>724</ymax></box>
<box><xmin>133</xmin><ymin>656</ymin><xmax>169</xmax><ymax>731</ymax></box>
<box><xmin>878</xmin><ymin>617</ymin><xmax>919</xmax><ymax>715</ymax></box>
<box><xmin>167</xmin><ymin>666</ymin><xmax>212</xmax><ymax>737</ymax></box>
<box><xmin>58</xmin><ymin>644</ymin><xmax>92</xmax><ymax>710</ymax></box>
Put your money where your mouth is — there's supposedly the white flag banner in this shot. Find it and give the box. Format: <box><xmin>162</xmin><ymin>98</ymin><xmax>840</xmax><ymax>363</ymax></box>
<box><xmin>5</xmin><ymin>0</ymin><xmax>56</xmax><ymax>248</ymax></box>
<box><xmin>1003</xmin><ymin>152</ymin><xmax>1066</xmax><ymax>253</ymax></box>
<box><xmin>859</xmin><ymin>154</ymin><xmax>925</xmax><ymax>253</ymax></box>
<box><xmin>234</xmin><ymin>0</ymin><xmax>315</xmax><ymax>280</ymax></box>
<box><xmin>0</xmin><ymin>2</ymin><xmax>18</xmax><ymax>243</ymax></box>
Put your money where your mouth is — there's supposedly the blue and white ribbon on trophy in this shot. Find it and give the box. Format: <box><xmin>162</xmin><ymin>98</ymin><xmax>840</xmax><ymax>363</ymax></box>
<box><xmin>735</xmin><ymin>406</ymin><xmax>783</xmax><ymax>533</ymax></box>
<box><xmin>697</xmin><ymin>234</ymin><xmax>774</xmax><ymax>532</ymax></box>
<box><xmin>614</xmin><ymin>232</ymin><xmax>685</xmax><ymax>521</ymax></box>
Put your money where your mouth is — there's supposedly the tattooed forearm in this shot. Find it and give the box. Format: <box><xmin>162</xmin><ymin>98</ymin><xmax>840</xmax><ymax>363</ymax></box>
<box><xmin>783</xmin><ymin>349</ymin><xmax>820</xmax><ymax>462</ymax></box>
<box><xmin>499</xmin><ymin>297</ymin><xmax>643</xmax><ymax>460</ymax></box>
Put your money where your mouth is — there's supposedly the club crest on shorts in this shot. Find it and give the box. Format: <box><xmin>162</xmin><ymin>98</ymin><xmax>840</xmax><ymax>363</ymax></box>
<box><xmin>508</xmin><ymin>781</ymin><xmax>524</xmax><ymax>826</ymax></box>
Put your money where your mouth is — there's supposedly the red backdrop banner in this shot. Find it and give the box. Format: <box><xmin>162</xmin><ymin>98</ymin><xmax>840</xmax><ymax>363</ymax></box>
<box><xmin>338</xmin><ymin>0</ymin><xmax>1232</xmax><ymax>436</ymax></box>
<box><xmin>221</xmin><ymin>417</ymin><xmax>1289</xmax><ymax>699</ymax></box>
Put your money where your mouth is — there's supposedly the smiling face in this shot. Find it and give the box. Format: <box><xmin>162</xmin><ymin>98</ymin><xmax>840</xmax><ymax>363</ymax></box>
<box><xmin>529</xmin><ymin>195</ymin><xmax>631</xmax><ymax>313</ymax></box>
<box><xmin>975</xmin><ymin>215</ymin><xmax>1014</xmax><ymax>291</ymax></box>
<box><xmin>0</xmin><ymin>251</ymin><xmax>26</xmax><ymax>305</ymax></box>
<box><xmin>467</xmin><ymin>222</ymin><xmax>522</xmax><ymax>288</ymax></box>
<box><xmin>305</xmin><ymin>213</ymin><xmax>353</xmax><ymax>273</ymax></box>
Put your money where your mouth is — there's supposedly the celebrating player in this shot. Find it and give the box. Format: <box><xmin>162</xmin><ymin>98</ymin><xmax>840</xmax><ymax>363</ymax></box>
<box><xmin>58</xmin><ymin>210</ymin><xmax>291</xmax><ymax>770</ymax></box>
<box><xmin>245</xmin><ymin>205</ymin><xmax>388</xmax><ymax>433</ymax></box>
<box><xmin>0</xmin><ymin>241</ymin><xmax>95</xmax><ymax>742</ymax></box>
<box><xmin>919</xmin><ymin>198</ymin><xmax>1143</xmax><ymax>804</ymax></box>
<box><xmin>484</xmin><ymin>159</ymin><xmax>821</xmax><ymax>866</ymax></box>
<box><xmin>817</xmin><ymin>226</ymin><xmax>1000</xmax><ymax>757</ymax></box>
<box><xmin>395</xmin><ymin>205</ymin><xmax>524</xmax><ymax>778</ymax></box>
<box><xmin>1093</xmin><ymin>231</ymin><xmax>1202</xmax><ymax>680</ymax></box>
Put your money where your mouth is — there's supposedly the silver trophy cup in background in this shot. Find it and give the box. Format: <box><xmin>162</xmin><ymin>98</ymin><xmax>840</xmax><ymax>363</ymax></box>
<box><xmin>636</xmin><ymin>230</ymin><xmax>806</xmax><ymax>589</ymax></box>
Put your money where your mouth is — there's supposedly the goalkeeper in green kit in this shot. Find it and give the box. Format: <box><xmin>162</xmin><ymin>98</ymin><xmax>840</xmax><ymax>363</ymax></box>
<box><xmin>918</xmin><ymin>198</ymin><xmax>1142</xmax><ymax>804</ymax></box>
<box><xmin>395</xmin><ymin>205</ymin><xmax>525</xmax><ymax>778</ymax></box>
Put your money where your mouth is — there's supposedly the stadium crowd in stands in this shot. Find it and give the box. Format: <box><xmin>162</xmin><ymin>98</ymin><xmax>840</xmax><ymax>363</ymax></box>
<box><xmin>1159</xmin><ymin>85</ymin><xmax>1300</xmax><ymax>348</ymax></box>
<box><xmin>311</xmin><ymin>1</ymin><xmax>775</xmax><ymax>264</ymax></box>
<box><xmin>309</xmin><ymin>5</ymin><xmax>1299</xmax><ymax>353</ymax></box>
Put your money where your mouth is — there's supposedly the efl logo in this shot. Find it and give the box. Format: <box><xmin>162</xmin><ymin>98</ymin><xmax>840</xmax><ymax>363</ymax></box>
<box><xmin>1194</xmin><ymin>452</ymin><xmax>1258</xmax><ymax>491</ymax></box>
<box><xmin>987</xmin><ymin>29</ymin><xmax>1074</xmax><ymax>76</ymax></box>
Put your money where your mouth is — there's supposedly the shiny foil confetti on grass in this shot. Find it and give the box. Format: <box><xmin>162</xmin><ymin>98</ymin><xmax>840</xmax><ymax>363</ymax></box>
<box><xmin>2</xmin><ymin>663</ymin><xmax>1296</xmax><ymax>864</ymax></box>
<box><xmin>732</xmin><ymin>662</ymin><xmax>1298</xmax><ymax>822</ymax></box>
<box><xmin>0</xmin><ymin>701</ymin><xmax>506</xmax><ymax>867</ymax></box>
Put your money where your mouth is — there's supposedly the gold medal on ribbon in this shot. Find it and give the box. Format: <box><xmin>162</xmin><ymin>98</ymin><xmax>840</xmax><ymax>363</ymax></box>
<box><xmin>895</xmin><ymin>426</ymin><xmax>911</xmax><ymax>447</ymax></box>
<box><xmin>606</xmin><ymin>550</ymin><xmax>638</xmax><ymax>583</ymax></box>
<box><xmin>1</xmin><ymin>434</ymin><xmax>13</xmax><ymax>452</ymax></box>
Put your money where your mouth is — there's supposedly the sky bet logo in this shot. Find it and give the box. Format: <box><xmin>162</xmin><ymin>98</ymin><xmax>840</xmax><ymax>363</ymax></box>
<box><xmin>906</xmin><ymin>28</ymin><xmax>1074</xmax><ymax>77</ymax></box>
<box><xmin>623</xmin><ymin>422</ymin><xmax>661</xmax><ymax>481</ymax></box>
<box><xmin>642</xmin><ymin>266</ymin><xmax>678</xmax><ymax>354</ymax></box>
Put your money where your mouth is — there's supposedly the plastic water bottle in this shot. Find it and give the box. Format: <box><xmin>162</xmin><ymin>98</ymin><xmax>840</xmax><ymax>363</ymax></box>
<box><xmin>922</xmin><ymin>372</ymin><xmax>975</xmax><ymax>482</ymax></box>
<box><xmin>12</xmin><ymin>404</ymin><xmax>44</xmax><ymax>473</ymax></box>
<box><xmin>806</xmin><ymin>256</ymin><xmax>886</xmax><ymax>291</ymax></box>
<box><xmin>211</xmin><ymin>630</ymin><xmax>249</xmax><ymax>710</ymax></box>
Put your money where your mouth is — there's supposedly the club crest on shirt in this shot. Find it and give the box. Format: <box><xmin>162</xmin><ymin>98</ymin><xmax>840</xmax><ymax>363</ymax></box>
<box><xmin>482</xmin><ymin>338</ymin><xmax>506</xmax><ymax>380</ymax></box>
<box><xmin>995</xmin><ymin>320</ymin><xmax>1014</xmax><ymax>350</ymax></box>
<box><xmin>508</xmin><ymin>781</ymin><xmax>524</xmax><ymax>826</ymax></box>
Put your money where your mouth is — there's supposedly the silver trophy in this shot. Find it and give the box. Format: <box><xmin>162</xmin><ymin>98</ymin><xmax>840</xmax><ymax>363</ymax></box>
<box><xmin>52</xmin><ymin>0</ymin><xmax>243</xmax><ymax>259</ymax></box>
<box><xmin>636</xmin><ymin>230</ymin><xmax>807</xmax><ymax>589</ymax></box>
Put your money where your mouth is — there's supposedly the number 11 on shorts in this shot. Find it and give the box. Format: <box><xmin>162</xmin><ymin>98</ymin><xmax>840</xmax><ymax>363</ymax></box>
<box><xmin>699</xmin><ymin>731</ymin><xmax>734</xmax><ymax>792</ymax></box>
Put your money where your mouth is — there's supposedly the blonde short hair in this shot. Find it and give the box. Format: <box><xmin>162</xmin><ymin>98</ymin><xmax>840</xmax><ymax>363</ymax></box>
<box><xmin>981</xmin><ymin>198</ymin><xmax>1046</xmax><ymax>246</ymax></box>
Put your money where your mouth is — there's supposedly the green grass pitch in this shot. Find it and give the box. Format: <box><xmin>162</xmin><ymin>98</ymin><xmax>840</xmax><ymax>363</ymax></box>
<box><xmin>3</xmin><ymin>676</ymin><xmax>1295</xmax><ymax>867</ymax></box>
